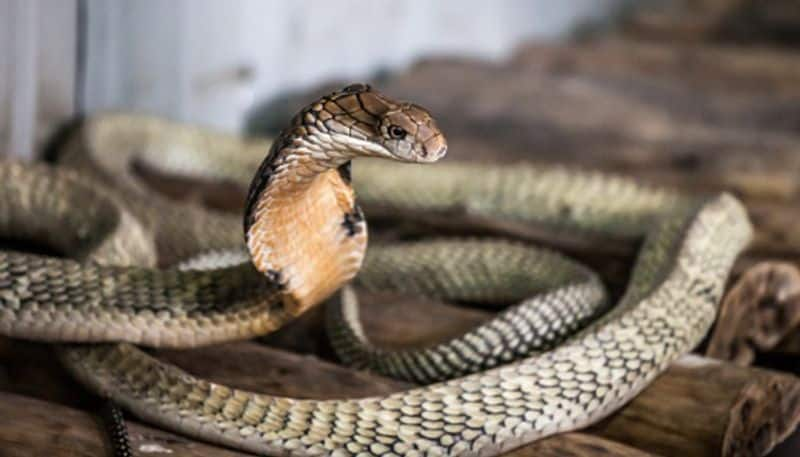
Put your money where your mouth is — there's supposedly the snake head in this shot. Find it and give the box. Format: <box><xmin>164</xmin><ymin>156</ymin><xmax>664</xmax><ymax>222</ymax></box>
<box><xmin>377</xmin><ymin>103</ymin><xmax>447</xmax><ymax>163</ymax></box>
<box><xmin>311</xmin><ymin>84</ymin><xmax>447</xmax><ymax>163</ymax></box>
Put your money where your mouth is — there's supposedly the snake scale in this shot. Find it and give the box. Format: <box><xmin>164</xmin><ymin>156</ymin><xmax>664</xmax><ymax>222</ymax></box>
<box><xmin>0</xmin><ymin>84</ymin><xmax>751</xmax><ymax>456</ymax></box>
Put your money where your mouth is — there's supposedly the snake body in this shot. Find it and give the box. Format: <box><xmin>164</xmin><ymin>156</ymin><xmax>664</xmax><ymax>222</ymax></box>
<box><xmin>0</xmin><ymin>85</ymin><xmax>751</xmax><ymax>456</ymax></box>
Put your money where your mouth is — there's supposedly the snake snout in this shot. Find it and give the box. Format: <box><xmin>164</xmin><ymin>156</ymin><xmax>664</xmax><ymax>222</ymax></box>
<box><xmin>410</xmin><ymin>119</ymin><xmax>447</xmax><ymax>163</ymax></box>
<box><xmin>422</xmin><ymin>135</ymin><xmax>447</xmax><ymax>162</ymax></box>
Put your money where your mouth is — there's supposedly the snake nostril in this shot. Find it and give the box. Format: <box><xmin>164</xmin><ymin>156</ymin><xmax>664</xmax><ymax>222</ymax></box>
<box><xmin>421</xmin><ymin>135</ymin><xmax>447</xmax><ymax>160</ymax></box>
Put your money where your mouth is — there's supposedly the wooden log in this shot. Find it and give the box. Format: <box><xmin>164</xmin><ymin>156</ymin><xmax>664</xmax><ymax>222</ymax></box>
<box><xmin>2</xmin><ymin>323</ymin><xmax>798</xmax><ymax>457</ymax></box>
<box><xmin>707</xmin><ymin>262</ymin><xmax>800</xmax><ymax>365</ymax></box>
<box><xmin>392</xmin><ymin>43</ymin><xmax>800</xmax><ymax>164</ymax></box>
<box><xmin>0</xmin><ymin>391</ymin><xmax>253</xmax><ymax>457</ymax></box>
<box><xmin>503</xmin><ymin>433</ymin><xmax>656</xmax><ymax>457</ymax></box>
<box><xmin>622</xmin><ymin>0</ymin><xmax>800</xmax><ymax>47</ymax></box>
<box><xmin>0</xmin><ymin>337</ymin><xmax>90</xmax><ymax>410</ymax></box>
<box><xmin>589</xmin><ymin>355</ymin><xmax>800</xmax><ymax>457</ymax></box>
<box><xmin>156</xmin><ymin>340</ymin><xmax>408</xmax><ymax>398</ymax></box>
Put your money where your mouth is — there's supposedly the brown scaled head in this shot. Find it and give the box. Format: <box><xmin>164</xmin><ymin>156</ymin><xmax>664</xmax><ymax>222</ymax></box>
<box><xmin>309</xmin><ymin>83</ymin><xmax>447</xmax><ymax>163</ymax></box>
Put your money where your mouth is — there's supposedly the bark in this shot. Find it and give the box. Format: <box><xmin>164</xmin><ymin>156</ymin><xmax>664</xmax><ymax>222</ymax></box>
<box><xmin>0</xmin><ymin>391</ymin><xmax>252</xmax><ymax>457</ymax></box>
<box><xmin>623</xmin><ymin>0</ymin><xmax>800</xmax><ymax>47</ymax></box>
<box><xmin>707</xmin><ymin>262</ymin><xmax>800</xmax><ymax>365</ymax></box>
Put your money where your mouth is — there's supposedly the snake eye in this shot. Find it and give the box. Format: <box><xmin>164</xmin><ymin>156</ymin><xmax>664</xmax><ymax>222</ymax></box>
<box><xmin>388</xmin><ymin>125</ymin><xmax>407</xmax><ymax>139</ymax></box>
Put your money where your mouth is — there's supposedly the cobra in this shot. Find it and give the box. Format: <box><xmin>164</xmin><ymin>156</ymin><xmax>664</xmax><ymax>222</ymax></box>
<box><xmin>0</xmin><ymin>84</ymin><xmax>751</xmax><ymax>456</ymax></box>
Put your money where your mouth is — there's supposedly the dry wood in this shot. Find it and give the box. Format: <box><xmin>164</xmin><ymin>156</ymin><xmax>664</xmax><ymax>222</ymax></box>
<box><xmin>503</xmin><ymin>433</ymin><xmax>656</xmax><ymax>457</ymax></box>
<box><xmin>707</xmin><ymin>262</ymin><xmax>800</xmax><ymax>365</ymax></box>
<box><xmin>590</xmin><ymin>355</ymin><xmax>800</xmax><ymax>457</ymax></box>
<box><xmin>622</xmin><ymin>0</ymin><xmax>800</xmax><ymax>47</ymax></box>
<box><xmin>390</xmin><ymin>42</ymin><xmax>800</xmax><ymax>171</ymax></box>
<box><xmin>2</xmin><ymin>307</ymin><xmax>798</xmax><ymax>457</ymax></box>
<box><xmin>0</xmin><ymin>391</ymin><xmax>252</xmax><ymax>457</ymax></box>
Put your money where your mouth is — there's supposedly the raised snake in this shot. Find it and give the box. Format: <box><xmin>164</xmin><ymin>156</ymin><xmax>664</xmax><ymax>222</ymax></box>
<box><xmin>0</xmin><ymin>84</ymin><xmax>752</xmax><ymax>456</ymax></box>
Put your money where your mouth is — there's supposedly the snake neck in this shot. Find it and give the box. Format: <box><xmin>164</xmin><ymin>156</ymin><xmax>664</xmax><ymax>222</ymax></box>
<box><xmin>245</xmin><ymin>134</ymin><xmax>367</xmax><ymax>316</ymax></box>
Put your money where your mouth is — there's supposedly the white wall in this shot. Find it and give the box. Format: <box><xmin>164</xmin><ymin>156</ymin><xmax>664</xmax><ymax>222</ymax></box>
<box><xmin>82</xmin><ymin>0</ymin><xmax>623</xmax><ymax>132</ymax></box>
<box><xmin>0</xmin><ymin>0</ymin><xmax>76</xmax><ymax>158</ymax></box>
<box><xmin>0</xmin><ymin>0</ymin><xmax>623</xmax><ymax>157</ymax></box>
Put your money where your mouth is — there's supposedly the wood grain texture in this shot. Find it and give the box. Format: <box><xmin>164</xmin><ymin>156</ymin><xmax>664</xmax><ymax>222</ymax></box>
<box><xmin>591</xmin><ymin>356</ymin><xmax>800</xmax><ymax>457</ymax></box>
<box><xmin>0</xmin><ymin>391</ymin><xmax>252</xmax><ymax>457</ymax></box>
<box><xmin>503</xmin><ymin>433</ymin><xmax>656</xmax><ymax>457</ymax></box>
<box><xmin>707</xmin><ymin>263</ymin><xmax>800</xmax><ymax>365</ymax></box>
<box><xmin>623</xmin><ymin>0</ymin><xmax>800</xmax><ymax>47</ymax></box>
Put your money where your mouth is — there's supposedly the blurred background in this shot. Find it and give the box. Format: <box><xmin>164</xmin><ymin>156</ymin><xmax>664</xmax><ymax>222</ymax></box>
<box><xmin>3</xmin><ymin>1</ymin><xmax>800</xmax><ymax>456</ymax></box>
<box><xmin>3</xmin><ymin>0</ymin><xmax>799</xmax><ymax>156</ymax></box>
<box><xmin>1</xmin><ymin>0</ymin><xmax>633</xmax><ymax>156</ymax></box>
<box><xmin>3</xmin><ymin>0</ymin><xmax>799</xmax><ymax>157</ymax></box>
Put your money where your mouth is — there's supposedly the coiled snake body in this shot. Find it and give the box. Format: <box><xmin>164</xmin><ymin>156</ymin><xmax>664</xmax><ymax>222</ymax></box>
<box><xmin>0</xmin><ymin>85</ymin><xmax>751</xmax><ymax>456</ymax></box>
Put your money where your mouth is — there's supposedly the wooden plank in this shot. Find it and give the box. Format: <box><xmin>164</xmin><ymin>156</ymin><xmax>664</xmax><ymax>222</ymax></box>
<box><xmin>707</xmin><ymin>262</ymin><xmax>800</xmax><ymax>365</ymax></box>
<box><xmin>590</xmin><ymin>356</ymin><xmax>800</xmax><ymax>457</ymax></box>
<box><xmin>0</xmin><ymin>391</ymin><xmax>252</xmax><ymax>457</ymax></box>
<box><xmin>623</xmin><ymin>0</ymin><xmax>800</xmax><ymax>47</ymax></box>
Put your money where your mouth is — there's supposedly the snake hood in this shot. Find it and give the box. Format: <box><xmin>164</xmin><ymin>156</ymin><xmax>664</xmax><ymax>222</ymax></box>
<box><xmin>244</xmin><ymin>84</ymin><xmax>447</xmax><ymax>316</ymax></box>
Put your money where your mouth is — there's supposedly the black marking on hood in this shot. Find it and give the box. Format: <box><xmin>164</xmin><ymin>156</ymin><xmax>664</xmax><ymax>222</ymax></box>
<box><xmin>265</xmin><ymin>268</ymin><xmax>286</xmax><ymax>290</ymax></box>
<box><xmin>342</xmin><ymin>205</ymin><xmax>365</xmax><ymax>237</ymax></box>
<box><xmin>342</xmin><ymin>83</ymin><xmax>371</xmax><ymax>94</ymax></box>
<box><xmin>337</xmin><ymin>161</ymin><xmax>352</xmax><ymax>184</ymax></box>
<box><xmin>243</xmin><ymin>135</ymin><xmax>291</xmax><ymax>236</ymax></box>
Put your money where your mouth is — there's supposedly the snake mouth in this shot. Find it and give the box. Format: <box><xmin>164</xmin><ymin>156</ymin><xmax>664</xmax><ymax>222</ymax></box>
<box><xmin>386</xmin><ymin>134</ymin><xmax>447</xmax><ymax>164</ymax></box>
<box><xmin>422</xmin><ymin>142</ymin><xmax>447</xmax><ymax>162</ymax></box>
